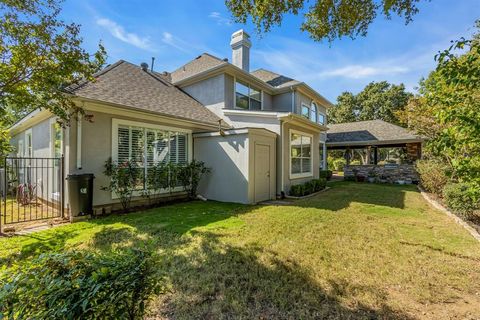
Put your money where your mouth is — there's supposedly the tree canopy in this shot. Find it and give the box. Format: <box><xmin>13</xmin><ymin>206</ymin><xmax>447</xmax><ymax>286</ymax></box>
<box><xmin>399</xmin><ymin>21</ymin><xmax>480</xmax><ymax>185</ymax></box>
<box><xmin>328</xmin><ymin>81</ymin><xmax>412</xmax><ymax>125</ymax></box>
<box><xmin>226</xmin><ymin>0</ymin><xmax>422</xmax><ymax>42</ymax></box>
<box><xmin>0</xmin><ymin>0</ymin><xmax>106</xmax><ymax>126</ymax></box>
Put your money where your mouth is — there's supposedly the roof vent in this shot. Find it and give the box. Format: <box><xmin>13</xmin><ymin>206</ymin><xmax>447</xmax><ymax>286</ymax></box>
<box><xmin>223</xmin><ymin>58</ymin><xmax>228</xmax><ymax>62</ymax></box>
<box><xmin>140</xmin><ymin>62</ymin><xmax>149</xmax><ymax>71</ymax></box>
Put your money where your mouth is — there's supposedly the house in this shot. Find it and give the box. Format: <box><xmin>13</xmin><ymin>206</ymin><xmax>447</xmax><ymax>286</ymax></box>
<box><xmin>9</xmin><ymin>29</ymin><xmax>332</xmax><ymax>214</ymax></box>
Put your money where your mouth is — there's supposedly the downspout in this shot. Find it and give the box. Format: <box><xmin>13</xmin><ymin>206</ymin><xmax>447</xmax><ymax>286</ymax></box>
<box><xmin>280</xmin><ymin>120</ymin><xmax>285</xmax><ymax>197</ymax></box>
<box><xmin>290</xmin><ymin>86</ymin><xmax>295</xmax><ymax>113</ymax></box>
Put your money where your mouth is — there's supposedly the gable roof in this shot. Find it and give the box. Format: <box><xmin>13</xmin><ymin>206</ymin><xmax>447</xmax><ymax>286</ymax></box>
<box><xmin>250</xmin><ymin>69</ymin><xmax>301</xmax><ymax>88</ymax></box>
<box><xmin>327</xmin><ymin>120</ymin><xmax>423</xmax><ymax>146</ymax></box>
<box><xmin>66</xmin><ymin>60</ymin><xmax>222</xmax><ymax>126</ymax></box>
<box><xmin>170</xmin><ymin>53</ymin><xmax>227</xmax><ymax>83</ymax></box>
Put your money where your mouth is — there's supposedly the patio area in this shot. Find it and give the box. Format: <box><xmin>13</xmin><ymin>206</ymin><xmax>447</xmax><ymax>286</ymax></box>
<box><xmin>326</xmin><ymin>120</ymin><xmax>424</xmax><ymax>182</ymax></box>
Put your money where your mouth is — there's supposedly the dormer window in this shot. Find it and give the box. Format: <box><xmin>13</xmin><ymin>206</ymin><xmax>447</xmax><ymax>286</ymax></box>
<box><xmin>235</xmin><ymin>80</ymin><xmax>262</xmax><ymax>110</ymax></box>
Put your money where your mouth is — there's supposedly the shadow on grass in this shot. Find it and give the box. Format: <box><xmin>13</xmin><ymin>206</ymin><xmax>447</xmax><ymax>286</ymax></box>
<box><xmin>294</xmin><ymin>181</ymin><xmax>415</xmax><ymax>211</ymax></box>
<box><xmin>0</xmin><ymin>200</ymin><xmax>245</xmax><ymax>265</ymax></box>
<box><xmin>82</xmin><ymin>224</ymin><xmax>415</xmax><ymax>319</ymax></box>
<box><xmin>143</xmin><ymin>231</ymin><xmax>413</xmax><ymax>319</ymax></box>
<box><xmin>0</xmin><ymin>193</ymin><xmax>420</xmax><ymax>318</ymax></box>
<box><xmin>400</xmin><ymin>240</ymin><xmax>480</xmax><ymax>262</ymax></box>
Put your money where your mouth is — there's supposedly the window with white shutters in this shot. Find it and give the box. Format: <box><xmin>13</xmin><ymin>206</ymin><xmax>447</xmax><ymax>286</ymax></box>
<box><xmin>114</xmin><ymin>121</ymin><xmax>190</xmax><ymax>190</ymax></box>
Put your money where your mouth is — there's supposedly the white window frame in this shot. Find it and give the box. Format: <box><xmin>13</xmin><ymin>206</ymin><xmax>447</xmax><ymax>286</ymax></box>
<box><xmin>25</xmin><ymin>129</ymin><xmax>33</xmax><ymax>157</ymax></box>
<box><xmin>111</xmin><ymin>118</ymin><xmax>193</xmax><ymax>198</ymax></box>
<box><xmin>310</xmin><ymin>102</ymin><xmax>318</xmax><ymax>123</ymax></box>
<box><xmin>17</xmin><ymin>140</ymin><xmax>24</xmax><ymax>157</ymax></box>
<box><xmin>301</xmin><ymin>103</ymin><xmax>310</xmax><ymax>119</ymax></box>
<box><xmin>289</xmin><ymin>129</ymin><xmax>314</xmax><ymax>179</ymax></box>
<box><xmin>233</xmin><ymin>77</ymin><xmax>263</xmax><ymax>111</ymax></box>
<box><xmin>318</xmin><ymin>112</ymin><xmax>326</xmax><ymax>125</ymax></box>
<box><xmin>49</xmin><ymin>118</ymin><xmax>63</xmax><ymax>158</ymax></box>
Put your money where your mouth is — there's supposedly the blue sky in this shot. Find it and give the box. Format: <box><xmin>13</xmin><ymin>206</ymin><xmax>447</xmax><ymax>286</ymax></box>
<box><xmin>61</xmin><ymin>0</ymin><xmax>479</xmax><ymax>102</ymax></box>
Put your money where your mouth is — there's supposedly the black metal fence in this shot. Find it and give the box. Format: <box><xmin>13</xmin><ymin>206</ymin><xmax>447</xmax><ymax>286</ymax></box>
<box><xmin>0</xmin><ymin>157</ymin><xmax>64</xmax><ymax>227</ymax></box>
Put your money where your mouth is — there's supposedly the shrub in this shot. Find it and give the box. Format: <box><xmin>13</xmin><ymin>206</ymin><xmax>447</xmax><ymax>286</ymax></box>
<box><xmin>289</xmin><ymin>184</ymin><xmax>305</xmax><ymax>197</ymax></box>
<box><xmin>443</xmin><ymin>183</ymin><xmax>480</xmax><ymax>220</ymax></box>
<box><xmin>289</xmin><ymin>178</ymin><xmax>326</xmax><ymax>197</ymax></box>
<box><xmin>333</xmin><ymin>158</ymin><xmax>346</xmax><ymax>171</ymax></box>
<box><xmin>0</xmin><ymin>249</ymin><xmax>161</xmax><ymax>319</ymax></box>
<box><xmin>327</xmin><ymin>156</ymin><xmax>335</xmax><ymax>171</ymax></box>
<box><xmin>350</xmin><ymin>160</ymin><xmax>361</xmax><ymax>165</ymax></box>
<box><xmin>102</xmin><ymin>158</ymin><xmax>141</xmax><ymax>212</ymax></box>
<box><xmin>177</xmin><ymin>160</ymin><xmax>211</xmax><ymax>199</ymax></box>
<box><xmin>319</xmin><ymin>170</ymin><xmax>333</xmax><ymax>180</ymax></box>
<box><xmin>416</xmin><ymin>159</ymin><xmax>450</xmax><ymax>196</ymax></box>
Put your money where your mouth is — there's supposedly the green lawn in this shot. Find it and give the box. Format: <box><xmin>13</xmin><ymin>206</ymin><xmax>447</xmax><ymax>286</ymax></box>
<box><xmin>1</xmin><ymin>182</ymin><xmax>480</xmax><ymax>319</ymax></box>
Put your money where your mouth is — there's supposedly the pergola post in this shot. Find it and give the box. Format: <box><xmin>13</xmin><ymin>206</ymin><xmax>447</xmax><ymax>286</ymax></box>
<box><xmin>373</xmin><ymin>147</ymin><xmax>378</xmax><ymax>165</ymax></box>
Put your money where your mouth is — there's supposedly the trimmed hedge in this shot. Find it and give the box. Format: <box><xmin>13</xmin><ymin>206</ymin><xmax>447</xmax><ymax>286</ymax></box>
<box><xmin>319</xmin><ymin>170</ymin><xmax>333</xmax><ymax>181</ymax></box>
<box><xmin>289</xmin><ymin>178</ymin><xmax>327</xmax><ymax>197</ymax></box>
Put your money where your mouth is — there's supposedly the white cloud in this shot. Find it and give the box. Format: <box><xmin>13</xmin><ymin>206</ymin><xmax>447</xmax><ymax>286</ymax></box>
<box><xmin>208</xmin><ymin>11</ymin><xmax>232</xmax><ymax>26</ymax></box>
<box><xmin>161</xmin><ymin>32</ymin><xmax>194</xmax><ymax>54</ymax></box>
<box><xmin>97</xmin><ymin>18</ymin><xmax>153</xmax><ymax>51</ymax></box>
<box><xmin>319</xmin><ymin>65</ymin><xmax>409</xmax><ymax>79</ymax></box>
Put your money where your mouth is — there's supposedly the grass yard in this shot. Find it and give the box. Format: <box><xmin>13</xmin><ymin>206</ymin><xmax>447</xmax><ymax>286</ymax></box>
<box><xmin>1</xmin><ymin>182</ymin><xmax>479</xmax><ymax>319</ymax></box>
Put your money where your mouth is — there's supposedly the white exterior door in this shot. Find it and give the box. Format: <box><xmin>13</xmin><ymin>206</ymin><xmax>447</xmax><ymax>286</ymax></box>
<box><xmin>254</xmin><ymin>144</ymin><xmax>271</xmax><ymax>203</ymax></box>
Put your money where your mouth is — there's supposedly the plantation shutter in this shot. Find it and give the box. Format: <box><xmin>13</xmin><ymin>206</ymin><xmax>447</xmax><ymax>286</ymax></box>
<box><xmin>117</xmin><ymin>126</ymin><xmax>130</xmax><ymax>163</ymax></box>
<box><xmin>156</xmin><ymin>131</ymin><xmax>169</xmax><ymax>164</ymax></box>
<box><xmin>169</xmin><ymin>132</ymin><xmax>177</xmax><ymax>163</ymax></box>
<box><xmin>177</xmin><ymin>134</ymin><xmax>187</xmax><ymax>164</ymax></box>
<box><xmin>114</xmin><ymin>121</ymin><xmax>190</xmax><ymax>190</ymax></box>
<box><xmin>131</xmin><ymin>128</ymin><xmax>144</xmax><ymax>167</ymax></box>
<box><xmin>146</xmin><ymin>130</ymin><xmax>156</xmax><ymax>167</ymax></box>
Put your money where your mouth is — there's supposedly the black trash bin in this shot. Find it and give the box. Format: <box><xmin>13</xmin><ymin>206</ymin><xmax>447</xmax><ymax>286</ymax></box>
<box><xmin>66</xmin><ymin>174</ymin><xmax>95</xmax><ymax>219</ymax></box>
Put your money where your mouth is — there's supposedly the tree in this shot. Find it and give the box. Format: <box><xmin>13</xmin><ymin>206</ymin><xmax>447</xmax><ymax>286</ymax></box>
<box><xmin>0</xmin><ymin>0</ymin><xmax>106</xmax><ymax>125</ymax></box>
<box><xmin>401</xmin><ymin>20</ymin><xmax>480</xmax><ymax>185</ymax></box>
<box><xmin>226</xmin><ymin>0</ymin><xmax>422</xmax><ymax>42</ymax></box>
<box><xmin>328</xmin><ymin>81</ymin><xmax>412</xmax><ymax>125</ymax></box>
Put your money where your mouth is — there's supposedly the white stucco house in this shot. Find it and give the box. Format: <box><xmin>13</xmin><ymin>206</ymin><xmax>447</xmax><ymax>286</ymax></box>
<box><xmin>10</xmin><ymin>29</ymin><xmax>332</xmax><ymax>210</ymax></box>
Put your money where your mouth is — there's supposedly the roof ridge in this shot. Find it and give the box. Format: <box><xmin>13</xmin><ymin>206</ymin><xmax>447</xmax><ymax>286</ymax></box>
<box><xmin>65</xmin><ymin>60</ymin><xmax>126</xmax><ymax>93</ymax></box>
<box><xmin>200</xmin><ymin>52</ymin><xmax>224</xmax><ymax>61</ymax></box>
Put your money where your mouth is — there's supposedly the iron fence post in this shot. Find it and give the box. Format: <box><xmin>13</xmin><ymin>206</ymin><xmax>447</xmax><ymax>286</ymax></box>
<box><xmin>61</xmin><ymin>155</ymin><xmax>65</xmax><ymax>219</ymax></box>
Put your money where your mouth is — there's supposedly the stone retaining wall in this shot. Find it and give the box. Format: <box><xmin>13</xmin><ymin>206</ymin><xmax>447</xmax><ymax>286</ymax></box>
<box><xmin>344</xmin><ymin>164</ymin><xmax>419</xmax><ymax>183</ymax></box>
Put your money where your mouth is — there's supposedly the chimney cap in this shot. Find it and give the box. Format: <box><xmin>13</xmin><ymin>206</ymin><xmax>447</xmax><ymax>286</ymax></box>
<box><xmin>230</xmin><ymin>29</ymin><xmax>251</xmax><ymax>48</ymax></box>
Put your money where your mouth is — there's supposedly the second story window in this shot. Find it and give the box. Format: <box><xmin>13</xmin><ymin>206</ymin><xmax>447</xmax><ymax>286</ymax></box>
<box><xmin>311</xmin><ymin>103</ymin><xmax>318</xmax><ymax>123</ymax></box>
<box><xmin>318</xmin><ymin>113</ymin><xmax>325</xmax><ymax>125</ymax></box>
<box><xmin>235</xmin><ymin>81</ymin><xmax>262</xmax><ymax>110</ymax></box>
<box><xmin>301</xmin><ymin>104</ymin><xmax>310</xmax><ymax>119</ymax></box>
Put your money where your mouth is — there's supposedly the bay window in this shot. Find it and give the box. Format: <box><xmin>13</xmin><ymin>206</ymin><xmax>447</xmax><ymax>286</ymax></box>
<box><xmin>235</xmin><ymin>80</ymin><xmax>262</xmax><ymax>110</ymax></box>
<box><xmin>290</xmin><ymin>131</ymin><xmax>312</xmax><ymax>177</ymax></box>
<box><xmin>114</xmin><ymin>119</ymin><xmax>190</xmax><ymax>190</ymax></box>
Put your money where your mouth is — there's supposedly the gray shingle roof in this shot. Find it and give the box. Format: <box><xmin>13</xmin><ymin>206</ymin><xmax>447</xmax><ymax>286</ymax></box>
<box><xmin>250</xmin><ymin>69</ymin><xmax>301</xmax><ymax>88</ymax></box>
<box><xmin>67</xmin><ymin>60</ymin><xmax>222</xmax><ymax>126</ymax></box>
<box><xmin>170</xmin><ymin>53</ymin><xmax>227</xmax><ymax>83</ymax></box>
<box><xmin>327</xmin><ymin>120</ymin><xmax>423</xmax><ymax>145</ymax></box>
